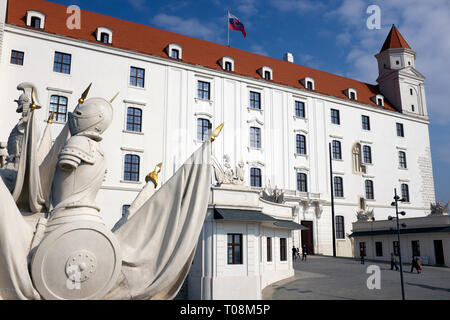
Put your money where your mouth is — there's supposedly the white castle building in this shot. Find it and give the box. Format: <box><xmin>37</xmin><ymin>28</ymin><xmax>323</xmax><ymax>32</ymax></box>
<box><xmin>0</xmin><ymin>0</ymin><xmax>437</xmax><ymax>299</ymax></box>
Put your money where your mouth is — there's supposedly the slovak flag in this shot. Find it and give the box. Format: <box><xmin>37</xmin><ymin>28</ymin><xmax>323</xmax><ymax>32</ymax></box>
<box><xmin>228</xmin><ymin>12</ymin><xmax>247</xmax><ymax>38</ymax></box>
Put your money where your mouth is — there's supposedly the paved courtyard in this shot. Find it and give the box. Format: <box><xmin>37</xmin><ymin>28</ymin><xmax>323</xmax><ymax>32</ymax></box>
<box><xmin>263</xmin><ymin>255</ymin><xmax>450</xmax><ymax>300</ymax></box>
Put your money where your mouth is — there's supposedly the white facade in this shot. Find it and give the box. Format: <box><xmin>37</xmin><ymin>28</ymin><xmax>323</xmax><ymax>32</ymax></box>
<box><xmin>351</xmin><ymin>214</ymin><xmax>450</xmax><ymax>266</ymax></box>
<box><xmin>0</xmin><ymin>0</ymin><xmax>437</xmax><ymax>284</ymax></box>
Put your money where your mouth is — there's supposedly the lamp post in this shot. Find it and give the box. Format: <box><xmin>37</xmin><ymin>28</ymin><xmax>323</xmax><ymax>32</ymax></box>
<box><xmin>329</xmin><ymin>143</ymin><xmax>336</xmax><ymax>257</ymax></box>
<box><xmin>389</xmin><ymin>188</ymin><xmax>407</xmax><ymax>300</ymax></box>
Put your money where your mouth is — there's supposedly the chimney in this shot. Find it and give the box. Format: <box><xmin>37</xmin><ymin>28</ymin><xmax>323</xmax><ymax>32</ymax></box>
<box><xmin>284</xmin><ymin>52</ymin><xmax>294</xmax><ymax>63</ymax></box>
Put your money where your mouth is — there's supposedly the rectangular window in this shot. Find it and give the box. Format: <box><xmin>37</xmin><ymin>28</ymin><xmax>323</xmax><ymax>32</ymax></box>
<box><xmin>250</xmin><ymin>91</ymin><xmax>261</xmax><ymax>109</ymax></box>
<box><xmin>126</xmin><ymin>107</ymin><xmax>143</xmax><ymax>132</ymax></box>
<box><xmin>10</xmin><ymin>50</ymin><xmax>24</xmax><ymax>65</ymax></box>
<box><xmin>365</xmin><ymin>180</ymin><xmax>374</xmax><ymax>200</ymax></box>
<box><xmin>334</xmin><ymin>177</ymin><xmax>344</xmax><ymax>198</ymax></box>
<box><xmin>171</xmin><ymin>49</ymin><xmax>180</xmax><ymax>59</ymax></box>
<box><xmin>124</xmin><ymin>154</ymin><xmax>140</xmax><ymax>182</ymax></box>
<box><xmin>393</xmin><ymin>241</ymin><xmax>399</xmax><ymax>256</ymax></box>
<box><xmin>197</xmin><ymin>80</ymin><xmax>210</xmax><ymax>100</ymax></box>
<box><xmin>297</xmin><ymin>173</ymin><xmax>308</xmax><ymax>192</ymax></box>
<box><xmin>412</xmin><ymin>240</ymin><xmax>420</xmax><ymax>257</ymax></box>
<box><xmin>296</xmin><ymin>134</ymin><xmax>307</xmax><ymax>155</ymax></box>
<box><xmin>375</xmin><ymin>242</ymin><xmax>383</xmax><ymax>257</ymax></box>
<box><xmin>335</xmin><ymin>216</ymin><xmax>345</xmax><ymax>239</ymax></box>
<box><xmin>401</xmin><ymin>184</ymin><xmax>410</xmax><ymax>202</ymax></box>
<box><xmin>363</xmin><ymin>146</ymin><xmax>372</xmax><ymax>164</ymax></box>
<box><xmin>130</xmin><ymin>67</ymin><xmax>145</xmax><ymax>88</ymax></box>
<box><xmin>266</xmin><ymin>237</ymin><xmax>272</xmax><ymax>262</ymax></box>
<box><xmin>197</xmin><ymin>118</ymin><xmax>211</xmax><ymax>141</ymax></box>
<box><xmin>396</xmin><ymin>123</ymin><xmax>404</xmax><ymax>137</ymax></box>
<box><xmin>227</xmin><ymin>234</ymin><xmax>243</xmax><ymax>264</ymax></box>
<box><xmin>53</xmin><ymin>52</ymin><xmax>72</xmax><ymax>74</ymax></box>
<box><xmin>332</xmin><ymin>140</ymin><xmax>342</xmax><ymax>160</ymax></box>
<box><xmin>250</xmin><ymin>168</ymin><xmax>262</xmax><ymax>187</ymax></box>
<box><xmin>250</xmin><ymin>127</ymin><xmax>261</xmax><ymax>149</ymax></box>
<box><xmin>331</xmin><ymin>109</ymin><xmax>340</xmax><ymax>125</ymax></box>
<box><xmin>49</xmin><ymin>95</ymin><xmax>68</xmax><ymax>122</ymax></box>
<box><xmin>399</xmin><ymin>151</ymin><xmax>407</xmax><ymax>169</ymax></box>
<box><xmin>295</xmin><ymin>101</ymin><xmax>305</xmax><ymax>118</ymax></box>
<box><xmin>362</xmin><ymin>115</ymin><xmax>370</xmax><ymax>130</ymax></box>
<box><xmin>280</xmin><ymin>238</ymin><xmax>287</xmax><ymax>261</ymax></box>
<box><xmin>225</xmin><ymin>61</ymin><xmax>232</xmax><ymax>71</ymax></box>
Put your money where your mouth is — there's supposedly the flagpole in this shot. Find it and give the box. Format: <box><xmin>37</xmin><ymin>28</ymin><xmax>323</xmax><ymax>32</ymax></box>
<box><xmin>227</xmin><ymin>10</ymin><xmax>230</xmax><ymax>47</ymax></box>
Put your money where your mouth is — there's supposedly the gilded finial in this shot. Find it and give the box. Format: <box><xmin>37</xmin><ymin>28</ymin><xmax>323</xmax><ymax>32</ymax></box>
<box><xmin>146</xmin><ymin>162</ymin><xmax>163</xmax><ymax>187</ymax></box>
<box><xmin>210</xmin><ymin>123</ymin><xmax>224</xmax><ymax>142</ymax></box>
<box><xmin>110</xmin><ymin>92</ymin><xmax>120</xmax><ymax>103</ymax></box>
<box><xmin>79</xmin><ymin>83</ymin><xmax>92</xmax><ymax>104</ymax></box>
<box><xmin>30</xmin><ymin>88</ymin><xmax>41</xmax><ymax>110</ymax></box>
<box><xmin>47</xmin><ymin>111</ymin><xmax>55</xmax><ymax>124</ymax></box>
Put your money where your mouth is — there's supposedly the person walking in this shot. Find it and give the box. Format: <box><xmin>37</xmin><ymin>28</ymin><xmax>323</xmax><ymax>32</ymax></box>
<box><xmin>410</xmin><ymin>256</ymin><xmax>419</xmax><ymax>273</ymax></box>
<box><xmin>360</xmin><ymin>247</ymin><xmax>365</xmax><ymax>264</ymax></box>
<box><xmin>390</xmin><ymin>253</ymin><xmax>399</xmax><ymax>271</ymax></box>
<box><xmin>415</xmin><ymin>257</ymin><xmax>422</xmax><ymax>274</ymax></box>
<box><xmin>292</xmin><ymin>246</ymin><xmax>297</xmax><ymax>261</ymax></box>
<box><xmin>296</xmin><ymin>247</ymin><xmax>300</xmax><ymax>260</ymax></box>
<box><xmin>302</xmin><ymin>244</ymin><xmax>308</xmax><ymax>262</ymax></box>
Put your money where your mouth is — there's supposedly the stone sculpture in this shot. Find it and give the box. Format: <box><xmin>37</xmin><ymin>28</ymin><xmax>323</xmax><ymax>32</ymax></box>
<box><xmin>213</xmin><ymin>155</ymin><xmax>245</xmax><ymax>186</ymax></box>
<box><xmin>429</xmin><ymin>202</ymin><xmax>449</xmax><ymax>216</ymax></box>
<box><xmin>0</xmin><ymin>83</ymin><xmax>220</xmax><ymax>300</ymax></box>
<box><xmin>261</xmin><ymin>179</ymin><xmax>285</xmax><ymax>204</ymax></box>
<box><xmin>356</xmin><ymin>208</ymin><xmax>375</xmax><ymax>221</ymax></box>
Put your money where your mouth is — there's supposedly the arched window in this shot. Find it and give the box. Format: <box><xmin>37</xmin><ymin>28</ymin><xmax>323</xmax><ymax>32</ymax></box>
<box><xmin>225</xmin><ymin>61</ymin><xmax>233</xmax><ymax>71</ymax></box>
<box><xmin>401</xmin><ymin>184</ymin><xmax>410</xmax><ymax>202</ymax></box>
<box><xmin>363</xmin><ymin>145</ymin><xmax>372</xmax><ymax>164</ymax></box>
<box><xmin>334</xmin><ymin>176</ymin><xmax>344</xmax><ymax>197</ymax></box>
<box><xmin>365</xmin><ymin>180</ymin><xmax>374</xmax><ymax>200</ymax></box>
<box><xmin>49</xmin><ymin>95</ymin><xmax>68</xmax><ymax>122</ymax></box>
<box><xmin>297</xmin><ymin>172</ymin><xmax>308</xmax><ymax>192</ymax></box>
<box><xmin>264</xmin><ymin>70</ymin><xmax>271</xmax><ymax>80</ymax></box>
<box><xmin>126</xmin><ymin>107</ymin><xmax>142</xmax><ymax>132</ymax></box>
<box><xmin>197</xmin><ymin>118</ymin><xmax>211</xmax><ymax>141</ymax></box>
<box><xmin>171</xmin><ymin>48</ymin><xmax>180</xmax><ymax>59</ymax></box>
<box><xmin>332</xmin><ymin>140</ymin><xmax>342</xmax><ymax>160</ymax></box>
<box><xmin>296</xmin><ymin>134</ymin><xmax>307</xmax><ymax>155</ymax></box>
<box><xmin>399</xmin><ymin>151</ymin><xmax>407</xmax><ymax>168</ymax></box>
<box><xmin>250</xmin><ymin>168</ymin><xmax>262</xmax><ymax>187</ymax></box>
<box><xmin>124</xmin><ymin>154</ymin><xmax>140</xmax><ymax>182</ymax></box>
<box><xmin>335</xmin><ymin>216</ymin><xmax>345</xmax><ymax>239</ymax></box>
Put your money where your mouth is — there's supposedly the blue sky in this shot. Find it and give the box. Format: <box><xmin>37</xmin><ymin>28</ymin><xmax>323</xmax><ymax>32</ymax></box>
<box><xmin>52</xmin><ymin>0</ymin><xmax>449</xmax><ymax>203</ymax></box>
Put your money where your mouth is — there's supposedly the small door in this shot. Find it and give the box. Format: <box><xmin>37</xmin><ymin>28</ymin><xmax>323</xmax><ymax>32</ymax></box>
<box><xmin>301</xmin><ymin>221</ymin><xmax>314</xmax><ymax>255</ymax></box>
<box><xmin>434</xmin><ymin>240</ymin><xmax>445</xmax><ymax>265</ymax></box>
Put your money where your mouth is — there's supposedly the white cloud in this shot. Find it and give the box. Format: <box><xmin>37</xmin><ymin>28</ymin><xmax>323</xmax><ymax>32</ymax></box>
<box><xmin>299</xmin><ymin>53</ymin><xmax>322</xmax><ymax>69</ymax></box>
<box><xmin>151</xmin><ymin>13</ymin><xmax>222</xmax><ymax>42</ymax></box>
<box><xmin>236</xmin><ymin>0</ymin><xmax>258</xmax><ymax>16</ymax></box>
<box><xmin>270</xmin><ymin>0</ymin><xmax>328</xmax><ymax>13</ymax></box>
<box><xmin>127</xmin><ymin>0</ymin><xmax>147</xmax><ymax>10</ymax></box>
<box><xmin>250</xmin><ymin>44</ymin><xmax>268</xmax><ymax>56</ymax></box>
<box><xmin>332</xmin><ymin>0</ymin><xmax>450</xmax><ymax>125</ymax></box>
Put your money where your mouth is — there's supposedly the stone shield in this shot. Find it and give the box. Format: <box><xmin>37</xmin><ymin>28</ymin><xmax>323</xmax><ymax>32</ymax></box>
<box><xmin>31</xmin><ymin>221</ymin><xmax>121</xmax><ymax>300</ymax></box>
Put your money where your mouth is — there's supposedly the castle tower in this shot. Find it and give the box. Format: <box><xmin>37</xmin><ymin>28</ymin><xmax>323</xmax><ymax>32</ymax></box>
<box><xmin>375</xmin><ymin>25</ymin><xmax>428</xmax><ymax>118</ymax></box>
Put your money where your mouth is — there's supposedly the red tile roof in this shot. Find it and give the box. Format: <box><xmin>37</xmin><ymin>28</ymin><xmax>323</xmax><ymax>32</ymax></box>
<box><xmin>7</xmin><ymin>0</ymin><xmax>398</xmax><ymax>112</ymax></box>
<box><xmin>380</xmin><ymin>25</ymin><xmax>411</xmax><ymax>52</ymax></box>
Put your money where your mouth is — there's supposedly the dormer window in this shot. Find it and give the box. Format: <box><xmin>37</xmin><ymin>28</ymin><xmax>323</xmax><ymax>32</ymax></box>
<box><xmin>96</xmin><ymin>27</ymin><xmax>113</xmax><ymax>44</ymax></box>
<box><xmin>346</xmin><ymin>88</ymin><xmax>357</xmax><ymax>101</ymax></box>
<box><xmin>259</xmin><ymin>66</ymin><xmax>273</xmax><ymax>81</ymax></box>
<box><xmin>26</xmin><ymin>11</ymin><xmax>46</xmax><ymax>29</ymax></box>
<box><xmin>166</xmin><ymin>43</ymin><xmax>183</xmax><ymax>60</ymax></box>
<box><xmin>301</xmin><ymin>77</ymin><xmax>315</xmax><ymax>90</ymax></box>
<box><xmin>220</xmin><ymin>57</ymin><xmax>234</xmax><ymax>72</ymax></box>
<box><xmin>372</xmin><ymin>94</ymin><xmax>384</xmax><ymax>107</ymax></box>
<box><xmin>100</xmin><ymin>33</ymin><xmax>110</xmax><ymax>44</ymax></box>
<box><xmin>171</xmin><ymin>49</ymin><xmax>180</xmax><ymax>59</ymax></box>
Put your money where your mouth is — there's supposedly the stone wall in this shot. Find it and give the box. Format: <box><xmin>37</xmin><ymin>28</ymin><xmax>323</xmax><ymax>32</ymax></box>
<box><xmin>418</xmin><ymin>147</ymin><xmax>436</xmax><ymax>207</ymax></box>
